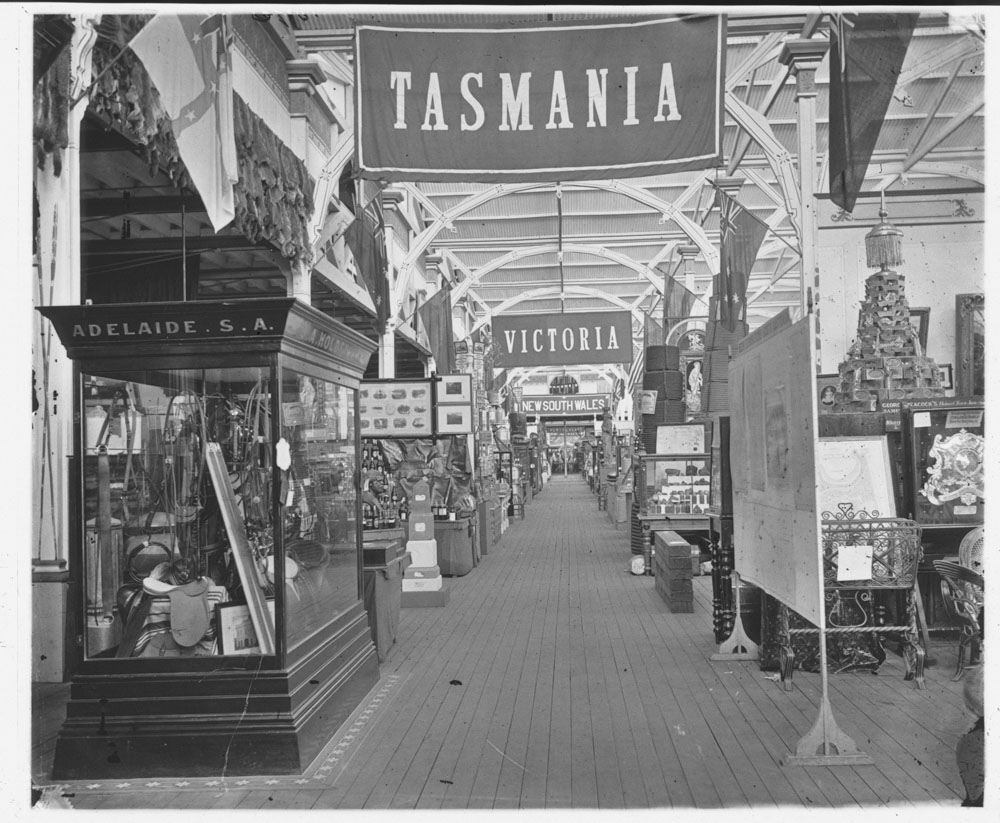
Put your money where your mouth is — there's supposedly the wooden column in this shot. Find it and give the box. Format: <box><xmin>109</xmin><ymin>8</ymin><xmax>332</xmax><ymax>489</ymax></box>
<box><xmin>779</xmin><ymin>39</ymin><xmax>829</xmax><ymax>320</ymax></box>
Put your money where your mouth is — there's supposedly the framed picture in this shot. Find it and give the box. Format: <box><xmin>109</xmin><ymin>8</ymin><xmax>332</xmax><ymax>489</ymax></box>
<box><xmin>437</xmin><ymin>373</ymin><xmax>472</xmax><ymax>404</ymax></box>
<box><xmin>937</xmin><ymin>363</ymin><xmax>954</xmax><ymax>390</ymax></box>
<box><xmin>216</xmin><ymin>600</ymin><xmax>277</xmax><ymax>655</ymax></box>
<box><xmin>816</xmin><ymin>436</ymin><xmax>896</xmax><ymax>519</ymax></box>
<box><xmin>908</xmin><ymin>307</ymin><xmax>930</xmax><ymax>352</ymax></box>
<box><xmin>436</xmin><ymin>404</ymin><xmax>473</xmax><ymax>434</ymax></box>
<box><xmin>900</xmin><ymin>399</ymin><xmax>984</xmax><ymax>526</ymax></box>
<box><xmin>816</xmin><ymin>373</ymin><xmax>840</xmax><ymax>413</ymax></box>
<box><xmin>359</xmin><ymin>379</ymin><xmax>433</xmax><ymax>437</ymax></box>
<box><xmin>955</xmin><ymin>293</ymin><xmax>984</xmax><ymax>397</ymax></box>
<box><xmin>653</xmin><ymin>421</ymin><xmax>711</xmax><ymax>455</ymax></box>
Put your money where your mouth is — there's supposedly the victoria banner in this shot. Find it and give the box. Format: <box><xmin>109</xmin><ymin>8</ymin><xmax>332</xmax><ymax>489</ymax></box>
<box><xmin>354</xmin><ymin>16</ymin><xmax>725</xmax><ymax>182</ymax></box>
<box><xmin>492</xmin><ymin>311</ymin><xmax>633</xmax><ymax>368</ymax></box>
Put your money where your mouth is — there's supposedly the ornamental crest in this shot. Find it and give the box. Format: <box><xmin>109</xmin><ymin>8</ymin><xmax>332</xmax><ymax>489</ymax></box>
<box><xmin>922</xmin><ymin>428</ymin><xmax>984</xmax><ymax>506</ymax></box>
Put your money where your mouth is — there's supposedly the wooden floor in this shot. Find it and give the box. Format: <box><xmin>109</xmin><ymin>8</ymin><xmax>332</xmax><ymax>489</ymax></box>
<box><xmin>32</xmin><ymin>475</ymin><xmax>975</xmax><ymax>809</ymax></box>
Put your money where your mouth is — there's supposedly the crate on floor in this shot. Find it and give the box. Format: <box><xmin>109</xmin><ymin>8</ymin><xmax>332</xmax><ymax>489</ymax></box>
<box><xmin>653</xmin><ymin>530</ymin><xmax>694</xmax><ymax>613</ymax></box>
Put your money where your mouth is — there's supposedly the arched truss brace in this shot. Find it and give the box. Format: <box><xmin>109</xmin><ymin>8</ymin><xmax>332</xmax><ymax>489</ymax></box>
<box><xmin>309</xmin><ymin>134</ymin><xmax>354</xmax><ymax>249</ymax></box>
<box><xmin>500</xmin><ymin>364</ymin><xmax>628</xmax><ymax>395</ymax></box>
<box><xmin>397</xmin><ymin>180</ymin><xmax>720</xmax><ymax>315</ymax></box>
<box><xmin>666</xmin><ymin>317</ymin><xmax>708</xmax><ymax>347</ymax></box>
<box><xmin>451</xmin><ymin>242</ymin><xmax>694</xmax><ymax>310</ymax></box>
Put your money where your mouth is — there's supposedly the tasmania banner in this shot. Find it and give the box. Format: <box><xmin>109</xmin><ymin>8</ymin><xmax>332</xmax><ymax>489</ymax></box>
<box><xmin>354</xmin><ymin>16</ymin><xmax>725</xmax><ymax>182</ymax></box>
<box><xmin>492</xmin><ymin>311</ymin><xmax>633</xmax><ymax>368</ymax></box>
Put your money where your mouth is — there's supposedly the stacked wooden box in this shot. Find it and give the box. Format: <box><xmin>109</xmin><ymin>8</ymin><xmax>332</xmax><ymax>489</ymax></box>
<box><xmin>653</xmin><ymin>530</ymin><xmax>694</xmax><ymax>613</ymax></box>
<box><xmin>640</xmin><ymin>344</ymin><xmax>685</xmax><ymax>452</ymax></box>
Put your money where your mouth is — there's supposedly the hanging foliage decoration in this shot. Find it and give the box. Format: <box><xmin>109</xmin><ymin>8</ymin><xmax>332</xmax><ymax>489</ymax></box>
<box><xmin>84</xmin><ymin>15</ymin><xmax>316</xmax><ymax>265</ymax></box>
<box><xmin>33</xmin><ymin>40</ymin><xmax>71</xmax><ymax>176</ymax></box>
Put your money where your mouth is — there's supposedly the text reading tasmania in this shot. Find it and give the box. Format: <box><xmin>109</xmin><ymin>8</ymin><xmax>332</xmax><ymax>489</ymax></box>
<box><xmin>355</xmin><ymin>16</ymin><xmax>725</xmax><ymax>182</ymax></box>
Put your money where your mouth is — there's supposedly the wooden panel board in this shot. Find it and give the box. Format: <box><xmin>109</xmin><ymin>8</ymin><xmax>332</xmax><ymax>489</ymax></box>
<box><xmin>730</xmin><ymin>312</ymin><xmax>823</xmax><ymax>625</ymax></box>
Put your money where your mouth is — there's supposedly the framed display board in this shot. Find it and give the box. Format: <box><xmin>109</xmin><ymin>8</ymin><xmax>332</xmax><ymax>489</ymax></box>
<box><xmin>900</xmin><ymin>399</ymin><xmax>984</xmax><ymax>527</ymax></box>
<box><xmin>437</xmin><ymin>373</ymin><xmax>473</xmax><ymax>404</ymax></box>
<box><xmin>360</xmin><ymin>380</ymin><xmax>433</xmax><ymax>436</ymax></box>
<box><xmin>653</xmin><ymin>421</ymin><xmax>711</xmax><ymax>455</ymax></box>
<box><xmin>730</xmin><ymin>312</ymin><xmax>822</xmax><ymax>626</ymax></box>
<box><xmin>816</xmin><ymin>436</ymin><xmax>896</xmax><ymax>518</ymax></box>
<box><xmin>436</xmin><ymin>404</ymin><xmax>474</xmax><ymax>434</ymax></box>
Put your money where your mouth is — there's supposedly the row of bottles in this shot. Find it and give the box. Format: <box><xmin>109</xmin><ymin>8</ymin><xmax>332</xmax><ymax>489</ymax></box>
<box><xmin>361</xmin><ymin>439</ymin><xmax>407</xmax><ymax>530</ymax></box>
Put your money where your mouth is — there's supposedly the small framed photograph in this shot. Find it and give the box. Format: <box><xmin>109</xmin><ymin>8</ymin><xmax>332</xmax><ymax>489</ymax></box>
<box><xmin>817</xmin><ymin>373</ymin><xmax>840</xmax><ymax>413</ymax></box>
<box><xmin>216</xmin><ymin>600</ymin><xmax>276</xmax><ymax>655</ymax></box>
<box><xmin>937</xmin><ymin>363</ymin><xmax>954</xmax><ymax>390</ymax></box>
<box><xmin>437</xmin><ymin>373</ymin><xmax>472</xmax><ymax>404</ymax></box>
<box><xmin>908</xmin><ymin>307</ymin><xmax>930</xmax><ymax>351</ymax></box>
<box><xmin>436</xmin><ymin>404</ymin><xmax>473</xmax><ymax>434</ymax></box>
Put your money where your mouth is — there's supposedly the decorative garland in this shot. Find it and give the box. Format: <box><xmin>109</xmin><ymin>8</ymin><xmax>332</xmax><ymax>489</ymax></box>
<box><xmin>83</xmin><ymin>15</ymin><xmax>315</xmax><ymax>265</ymax></box>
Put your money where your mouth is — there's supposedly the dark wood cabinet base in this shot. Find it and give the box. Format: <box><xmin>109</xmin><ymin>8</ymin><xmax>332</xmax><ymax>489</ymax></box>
<box><xmin>52</xmin><ymin>609</ymin><xmax>379</xmax><ymax>779</ymax></box>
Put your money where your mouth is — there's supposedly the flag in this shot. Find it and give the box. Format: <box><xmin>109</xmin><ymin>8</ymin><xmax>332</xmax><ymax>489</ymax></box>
<box><xmin>713</xmin><ymin>185</ymin><xmax>768</xmax><ymax>331</ymax></box>
<box><xmin>130</xmin><ymin>15</ymin><xmax>238</xmax><ymax>232</ymax></box>
<box><xmin>657</xmin><ymin>264</ymin><xmax>697</xmax><ymax>332</ymax></box>
<box><xmin>345</xmin><ymin>193</ymin><xmax>391</xmax><ymax>333</ymax></box>
<box><xmin>829</xmin><ymin>13</ymin><xmax>918</xmax><ymax>214</ymax></box>
<box><xmin>627</xmin><ymin>347</ymin><xmax>644</xmax><ymax>394</ymax></box>
<box><xmin>642</xmin><ymin>310</ymin><xmax>665</xmax><ymax>350</ymax></box>
<box><xmin>417</xmin><ymin>283</ymin><xmax>456</xmax><ymax>374</ymax></box>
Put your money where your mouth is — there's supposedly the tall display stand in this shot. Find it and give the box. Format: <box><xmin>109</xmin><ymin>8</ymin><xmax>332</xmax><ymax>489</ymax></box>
<box><xmin>40</xmin><ymin>299</ymin><xmax>379</xmax><ymax>778</ymax></box>
<box><xmin>728</xmin><ymin>310</ymin><xmax>871</xmax><ymax>767</ymax></box>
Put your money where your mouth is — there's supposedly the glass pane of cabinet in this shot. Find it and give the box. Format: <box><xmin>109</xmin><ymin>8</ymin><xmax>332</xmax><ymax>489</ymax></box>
<box><xmin>81</xmin><ymin>365</ymin><xmax>360</xmax><ymax>660</ymax></box>
<box><xmin>637</xmin><ymin>454</ymin><xmax>712</xmax><ymax>516</ymax></box>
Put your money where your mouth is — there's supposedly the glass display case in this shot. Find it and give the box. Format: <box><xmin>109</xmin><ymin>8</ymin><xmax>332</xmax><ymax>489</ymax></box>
<box><xmin>636</xmin><ymin>453</ymin><xmax>713</xmax><ymax>516</ymax></box>
<box><xmin>40</xmin><ymin>298</ymin><xmax>378</xmax><ymax>778</ymax></box>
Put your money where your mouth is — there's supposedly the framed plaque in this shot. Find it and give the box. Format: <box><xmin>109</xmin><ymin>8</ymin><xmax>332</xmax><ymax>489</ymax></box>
<box><xmin>360</xmin><ymin>380</ymin><xmax>433</xmax><ymax>436</ymax></box>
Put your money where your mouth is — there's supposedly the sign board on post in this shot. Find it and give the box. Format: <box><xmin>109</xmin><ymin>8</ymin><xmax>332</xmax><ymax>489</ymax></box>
<box><xmin>492</xmin><ymin>311</ymin><xmax>633</xmax><ymax>368</ymax></box>
<box><xmin>729</xmin><ymin>311</ymin><xmax>821</xmax><ymax>626</ymax></box>
<box><xmin>355</xmin><ymin>16</ymin><xmax>725</xmax><ymax>182</ymax></box>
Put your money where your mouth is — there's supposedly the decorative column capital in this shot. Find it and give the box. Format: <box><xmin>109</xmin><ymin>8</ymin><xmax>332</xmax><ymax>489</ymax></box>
<box><xmin>382</xmin><ymin>188</ymin><xmax>406</xmax><ymax>210</ymax></box>
<box><xmin>779</xmin><ymin>38</ymin><xmax>830</xmax><ymax>97</ymax></box>
<box><xmin>713</xmin><ymin>175</ymin><xmax>745</xmax><ymax>199</ymax></box>
<box><xmin>677</xmin><ymin>244</ymin><xmax>700</xmax><ymax>262</ymax></box>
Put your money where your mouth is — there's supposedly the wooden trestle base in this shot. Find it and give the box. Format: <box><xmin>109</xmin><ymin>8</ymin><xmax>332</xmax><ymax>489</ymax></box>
<box><xmin>781</xmin><ymin>697</ymin><xmax>875</xmax><ymax>767</ymax></box>
<box><xmin>51</xmin><ymin>606</ymin><xmax>379</xmax><ymax>779</ymax></box>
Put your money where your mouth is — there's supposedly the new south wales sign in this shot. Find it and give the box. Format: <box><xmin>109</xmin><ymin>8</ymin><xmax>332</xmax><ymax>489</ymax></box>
<box><xmin>492</xmin><ymin>311</ymin><xmax>633</xmax><ymax>368</ymax></box>
<box><xmin>354</xmin><ymin>16</ymin><xmax>725</xmax><ymax>182</ymax></box>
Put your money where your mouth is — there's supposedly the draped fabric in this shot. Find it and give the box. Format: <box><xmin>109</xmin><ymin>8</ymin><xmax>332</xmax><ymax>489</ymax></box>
<box><xmin>829</xmin><ymin>13</ymin><xmax>918</xmax><ymax>214</ymax></box>
<box><xmin>416</xmin><ymin>284</ymin><xmax>456</xmax><ymax>373</ymax></box>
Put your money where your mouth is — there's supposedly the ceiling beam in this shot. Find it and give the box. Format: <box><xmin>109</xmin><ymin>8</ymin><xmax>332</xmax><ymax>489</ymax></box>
<box><xmin>82</xmin><ymin>236</ymin><xmax>275</xmax><ymax>255</ymax></box>
<box><xmin>82</xmin><ymin>195</ymin><xmax>206</xmax><ymax>219</ymax></box>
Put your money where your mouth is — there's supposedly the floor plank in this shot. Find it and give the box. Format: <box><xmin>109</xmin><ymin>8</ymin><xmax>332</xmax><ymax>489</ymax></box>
<box><xmin>32</xmin><ymin>475</ymin><xmax>973</xmax><ymax>810</ymax></box>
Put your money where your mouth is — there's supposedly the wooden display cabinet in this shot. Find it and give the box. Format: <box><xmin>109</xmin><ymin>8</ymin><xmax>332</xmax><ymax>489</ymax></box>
<box><xmin>39</xmin><ymin>299</ymin><xmax>379</xmax><ymax>778</ymax></box>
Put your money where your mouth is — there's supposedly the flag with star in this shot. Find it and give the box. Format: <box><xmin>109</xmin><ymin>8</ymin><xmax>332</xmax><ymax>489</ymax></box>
<box><xmin>131</xmin><ymin>14</ymin><xmax>238</xmax><ymax>232</ymax></box>
<box><xmin>713</xmin><ymin>184</ymin><xmax>768</xmax><ymax>331</ymax></box>
<box><xmin>829</xmin><ymin>13</ymin><xmax>918</xmax><ymax>214</ymax></box>
<box><xmin>345</xmin><ymin>189</ymin><xmax>391</xmax><ymax>333</ymax></box>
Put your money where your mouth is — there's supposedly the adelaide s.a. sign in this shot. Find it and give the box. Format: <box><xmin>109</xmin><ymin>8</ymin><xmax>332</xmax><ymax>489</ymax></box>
<box><xmin>355</xmin><ymin>16</ymin><xmax>725</xmax><ymax>182</ymax></box>
<box><xmin>492</xmin><ymin>311</ymin><xmax>633</xmax><ymax>368</ymax></box>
